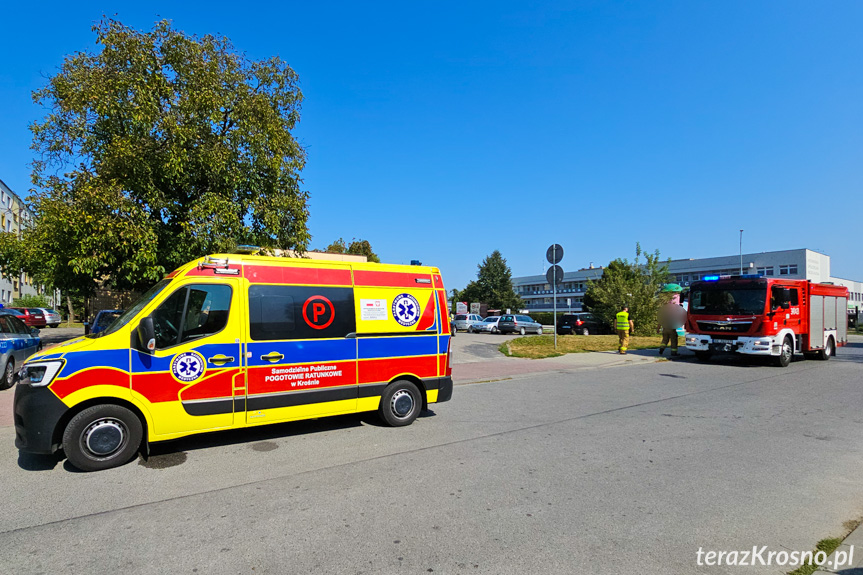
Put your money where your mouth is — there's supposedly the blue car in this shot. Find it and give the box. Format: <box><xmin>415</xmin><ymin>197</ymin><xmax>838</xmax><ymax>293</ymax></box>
<box><xmin>90</xmin><ymin>309</ymin><xmax>124</xmax><ymax>335</ymax></box>
<box><xmin>0</xmin><ymin>309</ymin><xmax>41</xmax><ymax>389</ymax></box>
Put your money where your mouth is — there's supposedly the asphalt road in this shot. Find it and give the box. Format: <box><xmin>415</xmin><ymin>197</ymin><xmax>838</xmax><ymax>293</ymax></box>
<box><xmin>1</xmin><ymin>336</ymin><xmax>862</xmax><ymax>574</ymax></box>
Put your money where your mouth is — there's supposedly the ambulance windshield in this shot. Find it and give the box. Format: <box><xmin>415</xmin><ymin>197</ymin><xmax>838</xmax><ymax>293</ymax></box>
<box><xmin>690</xmin><ymin>286</ymin><xmax>767</xmax><ymax>316</ymax></box>
<box><xmin>87</xmin><ymin>279</ymin><xmax>173</xmax><ymax>338</ymax></box>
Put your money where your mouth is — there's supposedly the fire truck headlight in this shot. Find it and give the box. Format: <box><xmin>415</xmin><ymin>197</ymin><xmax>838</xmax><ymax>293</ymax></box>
<box><xmin>18</xmin><ymin>361</ymin><xmax>64</xmax><ymax>387</ymax></box>
<box><xmin>753</xmin><ymin>339</ymin><xmax>772</xmax><ymax>348</ymax></box>
<box><xmin>685</xmin><ymin>336</ymin><xmax>699</xmax><ymax>345</ymax></box>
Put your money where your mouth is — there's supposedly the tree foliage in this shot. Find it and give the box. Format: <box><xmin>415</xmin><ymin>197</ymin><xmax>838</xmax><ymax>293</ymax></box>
<box><xmin>584</xmin><ymin>244</ymin><xmax>670</xmax><ymax>335</ymax></box>
<box><xmin>2</xmin><ymin>18</ymin><xmax>310</xmax><ymax>294</ymax></box>
<box><xmin>324</xmin><ymin>238</ymin><xmax>381</xmax><ymax>263</ymax></box>
<box><xmin>452</xmin><ymin>250</ymin><xmax>524</xmax><ymax>313</ymax></box>
<box><xmin>11</xmin><ymin>294</ymin><xmax>51</xmax><ymax>308</ymax></box>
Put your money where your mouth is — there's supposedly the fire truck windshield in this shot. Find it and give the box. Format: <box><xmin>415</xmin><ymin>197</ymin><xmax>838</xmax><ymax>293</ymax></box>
<box><xmin>690</xmin><ymin>286</ymin><xmax>767</xmax><ymax>315</ymax></box>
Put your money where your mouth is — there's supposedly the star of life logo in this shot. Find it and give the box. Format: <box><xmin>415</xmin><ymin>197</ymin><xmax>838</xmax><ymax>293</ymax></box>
<box><xmin>171</xmin><ymin>351</ymin><xmax>205</xmax><ymax>382</ymax></box>
<box><xmin>392</xmin><ymin>293</ymin><xmax>420</xmax><ymax>327</ymax></box>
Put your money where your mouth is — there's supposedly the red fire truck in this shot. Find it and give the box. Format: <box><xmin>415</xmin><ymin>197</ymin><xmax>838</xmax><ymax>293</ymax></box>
<box><xmin>684</xmin><ymin>274</ymin><xmax>849</xmax><ymax>367</ymax></box>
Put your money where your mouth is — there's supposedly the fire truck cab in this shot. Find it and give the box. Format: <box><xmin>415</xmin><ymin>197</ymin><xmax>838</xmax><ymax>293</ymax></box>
<box><xmin>685</xmin><ymin>275</ymin><xmax>848</xmax><ymax>367</ymax></box>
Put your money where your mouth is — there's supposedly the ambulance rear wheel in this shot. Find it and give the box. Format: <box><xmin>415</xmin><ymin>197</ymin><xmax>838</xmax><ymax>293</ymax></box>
<box><xmin>818</xmin><ymin>337</ymin><xmax>834</xmax><ymax>361</ymax></box>
<box><xmin>63</xmin><ymin>405</ymin><xmax>143</xmax><ymax>472</ymax></box>
<box><xmin>774</xmin><ymin>336</ymin><xmax>793</xmax><ymax>367</ymax></box>
<box><xmin>379</xmin><ymin>380</ymin><xmax>422</xmax><ymax>427</ymax></box>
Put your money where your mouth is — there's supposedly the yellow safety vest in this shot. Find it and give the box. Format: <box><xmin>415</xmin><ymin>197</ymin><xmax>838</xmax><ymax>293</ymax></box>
<box><xmin>616</xmin><ymin>311</ymin><xmax>630</xmax><ymax>330</ymax></box>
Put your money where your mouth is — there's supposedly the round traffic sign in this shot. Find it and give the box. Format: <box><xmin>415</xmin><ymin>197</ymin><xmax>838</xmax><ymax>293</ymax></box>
<box><xmin>546</xmin><ymin>265</ymin><xmax>564</xmax><ymax>285</ymax></box>
<box><xmin>546</xmin><ymin>244</ymin><xmax>564</xmax><ymax>265</ymax></box>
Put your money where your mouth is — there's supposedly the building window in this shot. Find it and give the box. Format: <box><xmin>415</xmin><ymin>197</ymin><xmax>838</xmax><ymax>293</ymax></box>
<box><xmin>756</xmin><ymin>267</ymin><xmax>774</xmax><ymax>276</ymax></box>
<box><xmin>779</xmin><ymin>265</ymin><xmax>798</xmax><ymax>276</ymax></box>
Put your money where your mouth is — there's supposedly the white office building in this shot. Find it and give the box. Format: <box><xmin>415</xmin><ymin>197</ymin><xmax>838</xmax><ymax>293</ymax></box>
<box><xmin>513</xmin><ymin>248</ymin><xmax>863</xmax><ymax>316</ymax></box>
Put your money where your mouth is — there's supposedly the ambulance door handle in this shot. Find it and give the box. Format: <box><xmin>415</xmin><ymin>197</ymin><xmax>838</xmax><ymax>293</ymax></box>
<box><xmin>261</xmin><ymin>352</ymin><xmax>285</xmax><ymax>362</ymax></box>
<box><xmin>208</xmin><ymin>354</ymin><xmax>235</xmax><ymax>366</ymax></box>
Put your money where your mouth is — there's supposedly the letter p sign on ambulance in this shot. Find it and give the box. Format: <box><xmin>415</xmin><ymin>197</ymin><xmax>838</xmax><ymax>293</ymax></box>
<box><xmin>302</xmin><ymin>295</ymin><xmax>335</xmax><ymax>330</ymax></box>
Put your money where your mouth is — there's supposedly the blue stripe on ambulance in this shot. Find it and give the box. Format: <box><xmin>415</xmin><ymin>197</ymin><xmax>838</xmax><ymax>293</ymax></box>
<box><xmin>246</xmin><ymin>339</ymin><xmax>356</xmax><ymax>367</ymax></box>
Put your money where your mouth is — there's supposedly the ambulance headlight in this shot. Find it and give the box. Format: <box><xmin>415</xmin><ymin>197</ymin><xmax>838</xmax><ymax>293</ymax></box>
<box><xmin>18</xmin><ymin>361</ymin><xmax>64</xmax><ymax>387</ymax></box>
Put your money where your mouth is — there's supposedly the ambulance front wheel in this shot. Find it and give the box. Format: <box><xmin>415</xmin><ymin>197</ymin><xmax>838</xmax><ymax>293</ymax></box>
<box><xmin>62</xmin><ymin>404</ymin><xmax>143</xmax><ymax>472</ymax></box>
<box><xmin>379</xmin><ymin>380</ymin><xmax>422</xmax><ymax>427</ymax></box>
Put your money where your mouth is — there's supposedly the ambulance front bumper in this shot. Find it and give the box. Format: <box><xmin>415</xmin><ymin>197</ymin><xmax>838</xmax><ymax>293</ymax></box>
<box><xmin>13</xmin><ymin>383</ymin><xmax>68</xmax><ymax>454</ymax></box>
<box><xmin>685</xmin><ymin>334</ymin><xmax>777</xmax><ymax>356</ymax></box>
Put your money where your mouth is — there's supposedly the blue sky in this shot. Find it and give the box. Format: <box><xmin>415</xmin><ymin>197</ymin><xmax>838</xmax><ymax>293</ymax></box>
<box><xmin>1</xmin><ymin>2</ymin><xmax>860</xmax><ymax>290</ymax></box>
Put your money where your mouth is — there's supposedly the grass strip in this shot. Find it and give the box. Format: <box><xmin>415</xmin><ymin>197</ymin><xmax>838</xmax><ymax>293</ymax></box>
<box><xmin>786</xmin><ymin>537</ymin><xmax>843</xmax><ymax>575</ymax></box>
<box><xmin>501</xmin><ymin>334</ymin><xmax>669</xmax><ymax>359</ymax></box>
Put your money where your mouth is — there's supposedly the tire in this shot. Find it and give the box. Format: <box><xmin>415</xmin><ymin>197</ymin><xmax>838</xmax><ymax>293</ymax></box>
<box><xmin>536</xmin><ymin>327</ymin><xmax>543</xmax><ymax>335</ymax></box>
<box><xmin>773</xmin><ymin>336</ymin><xmax>793</xmax><ymax>367</ymax></box>
<box><xmin>0</xmin><ymin>358</ymin><xmax>14</xmax><ymax>390</ymax></box>
<box><xmin>62</xmin><ymin>405</ymin><xmax>143</xmax><ymax>471</ymax></box>
<box><xmin>467</xmin><ymin>326</ymin><xmax>473</xmax><ymax>333</ymax></box>
<box><xmin>818</xmin><ymin>337</ymin><xmax>834</xmax><ymax>361</ymax></box>
<box><xmin>519</xmin><ymin>327</ymin><xmax>526</xmax><ymax>336</ymax></box>
<box><xmin>581</xmin><ymin>328</ymin><xmax>590</xmax><ymax>336</ymax></box>
<box><xmin>379</xmin><ymin>380</ymin><xmax>422</xmax><ymax>427</ymax></box>
<box><xmin>49</xmin><ymin>324</ymin><xmax>59</xmax><ymax>328</ymax></box>
<box><xmin>491</xmin><ymin>327</ymin><xmax>498</xmax><ymax>334</ymax></box>
<box><xmin>695</xmin><ymin>351</ymin><xmax>712</xmax><ymax>363</ymax></box>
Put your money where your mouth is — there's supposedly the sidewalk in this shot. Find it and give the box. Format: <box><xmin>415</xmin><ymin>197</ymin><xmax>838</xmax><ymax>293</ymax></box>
<box><xmin>813</xmin><ymin>521</ymin><xmax>863</xmax><ymax>574</ymax></box>
<box><xmin>452</xmin><ymin>347</ymin><xmax>679</xmax><ymax>384</ymax></box>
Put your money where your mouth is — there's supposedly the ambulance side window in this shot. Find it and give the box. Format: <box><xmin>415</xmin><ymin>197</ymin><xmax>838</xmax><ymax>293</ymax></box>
<box><xmin>248</xmin><ymin>285</ymin><xmax>355</xmax><ymax>341</ymax></box>
<box><xmin>151</xmin><ymin>284</ymin><xmax>232</xmax><ymax>349</ymax></box>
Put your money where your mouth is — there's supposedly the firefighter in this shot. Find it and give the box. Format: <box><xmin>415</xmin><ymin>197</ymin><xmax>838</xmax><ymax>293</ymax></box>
<box><xmin>616</xmin><ymin>306</ymin><xmax>634</xmax><ymax>354</ymax></box>
<box><xmin>658</xmin><ymin>301</ymin><xmax>686</xmax><ymax>356</ymax></box>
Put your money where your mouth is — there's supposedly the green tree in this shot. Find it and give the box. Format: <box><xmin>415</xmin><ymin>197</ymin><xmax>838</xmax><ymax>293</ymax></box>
<box><xmin>324</xmin><ymin>238</ymin><xmax>380</xmax><ymax>263</ymax></box>
<box><xmin>1</xmin><ymin>18</ymin><xmax>310</xmax><ymax>296</ymax></box>
<box><xmin>454</xmin><ymin>250</ymin><xmax>523</xmax><ymax>313</ymax></box>
<box><xmin>584</xmin><ymin>244</ymin><xmax>670</xmax><ymax>335</ymax></box>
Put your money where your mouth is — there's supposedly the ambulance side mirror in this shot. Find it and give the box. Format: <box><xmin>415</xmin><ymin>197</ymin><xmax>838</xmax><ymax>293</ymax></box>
<box><xmin>137</xmin><ymin>317</ymin><xmax>156</xmax><ymax>354</ymax></box>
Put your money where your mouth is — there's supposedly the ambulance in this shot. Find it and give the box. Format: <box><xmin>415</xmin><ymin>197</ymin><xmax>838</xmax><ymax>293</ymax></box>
<box><xmin>13</xmin><ymin>254</ymin><xmax>453</xmax><ymax>471</ymax></box>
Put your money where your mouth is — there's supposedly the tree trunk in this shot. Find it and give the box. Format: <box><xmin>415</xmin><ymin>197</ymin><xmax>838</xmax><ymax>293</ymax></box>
<box><xmin>66</xmin><ymin>295</ymin><xmax>75</xmax><ymax>324</ymax></box>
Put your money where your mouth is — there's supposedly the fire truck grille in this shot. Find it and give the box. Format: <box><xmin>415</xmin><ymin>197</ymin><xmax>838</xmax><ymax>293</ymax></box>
<box><xmin>696</xmin><ymin>321</ymin><xmax>752</xmax><ymax>333</ymax></box>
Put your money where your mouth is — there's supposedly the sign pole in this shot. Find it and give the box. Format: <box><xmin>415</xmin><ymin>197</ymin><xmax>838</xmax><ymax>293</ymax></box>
<box><xmin>553</xmin><ymin>245</ymin><xmax>558</xmax><ymax>349</ymax></box>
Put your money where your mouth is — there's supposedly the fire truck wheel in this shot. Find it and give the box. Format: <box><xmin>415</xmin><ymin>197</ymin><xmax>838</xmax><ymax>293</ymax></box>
<box><xmin>774</xmin><ymin>336</ymin><xmax>793</xmax><ymax>367</ymax></box>
<box><xmin>818</xmin><ymin>337</ymin><xmax>834</xmax><ymax>361</ymax></box>
<box><xmin>695</xmin><ymin>351</ymin><xmax>712</xmax><ymax>362</ymax></box>
<box><xmin>379</xmin><ymin>380</ymin><xmax>422</xmax><ymax>427</ymax></box>
<box><xmin>63</xmin><ymin>405</ymin><xmax>143</xmax><ymax>472</ymax></box>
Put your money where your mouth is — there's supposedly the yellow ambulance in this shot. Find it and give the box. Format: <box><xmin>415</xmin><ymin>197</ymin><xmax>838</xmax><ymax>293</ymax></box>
<box><xmin>13</xmin><ymin>254</ymin><xmax>453</xmax><ymax>471</ymax></box>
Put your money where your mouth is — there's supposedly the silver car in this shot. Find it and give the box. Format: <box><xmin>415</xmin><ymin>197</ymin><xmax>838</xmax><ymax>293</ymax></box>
<box><xmin>473</xmin><ymin>316</ymin><xmax>503</xmax><ymax>333</ymax></box>
<box><xmin>0</xmin><ymin>310</ymin><xmax>41</xmax><ymax>389</ymax></box>
<box><xmin>453</xmin><ymin>314</ymin><xmax>483</xmax><ymax>332</ymax></box>
<box><xmin>39</xmin><ymin>308</ymin><xmax>62</xmax><ymax>328</ymax></box>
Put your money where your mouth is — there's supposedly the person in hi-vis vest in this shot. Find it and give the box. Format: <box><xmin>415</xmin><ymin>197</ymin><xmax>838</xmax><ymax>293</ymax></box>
<box><xmin>616</xmin><ymin>306</ymin><xmax>634</xmax><ymax>354</ymax></box>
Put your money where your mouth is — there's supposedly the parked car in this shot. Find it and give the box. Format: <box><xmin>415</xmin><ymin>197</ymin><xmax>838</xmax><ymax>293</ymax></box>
<box><xmin>38</xmin><ymin>308</ymin><xmax>62</xmax><ymax>328</ymax></box>
<box><xmin>498</xmin><ymin>314</ymin><xmax>543</xmax><ymax>335</ymax></box>
<box><xmin>90</xmin><ymin>309</ymin><xmax>124</xmax><ymax>335</ymax></box>
<box><xmin>6</xmin><ymin>308</ymin><xmax>47</xmax><ymax>329</ymax></box>
<box><xmin>453</xmin><ymin>314</ymin><xmax>483</xmax><ymax>332</ymax></box>
<box><xmin>556</xmin><ymin>313</ymin><xmax>608</xmax><ymax>336</ymax></box>
<box><xmin>472</xmin><ymin>316</ymin><xmax>503</xmax><ymax>334</ymax></box>
<box><xmin>0</xmin><ymin>309</ymin><xmax>41</xmax><ymax>389</ymax></box>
